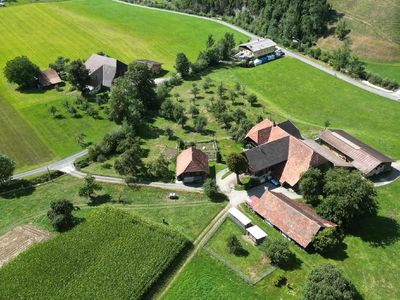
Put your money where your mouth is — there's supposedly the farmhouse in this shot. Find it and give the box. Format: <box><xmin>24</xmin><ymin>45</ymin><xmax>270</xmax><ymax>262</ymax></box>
<box><xmin>229</xmin><ymin>207</ymin><xmax>252</xmax><ymax>229</ymax></box>
<box><xmin>37</xmin><ymin>69</ymin><xmax>62</xmax><ymax>88</ymax></box>
<box><xmin>237</xmin><ymin>39</ymin><xmax>277</xmax><ymax>59</ymax></box>
<box><xmin>246</xmin><ymin>225</ymin><xmax>267</xmax><ymax>245</ymax></box>
<box><xmin>243</xmin><ymin>119</ymin><xmax>329</xmax><ymax>187</ymax></box>
<box><xmin>176</xmin><ymin>147</ymin><xmax>209</xmax><ymax>183</ymax></box>
<box><xmin>318</xmin><ymin>129</ymin><xmax>394</xmax><ymax>177</ymax></box>
<box><xmin>134</xmin><ymin>59</ymin><xmax>163</xmax><ymax>74</ymax></box>
<box><xmin>247</xmin><ymin>192</ymin><xmax>336</xmax><ymax>248</ymax></box>
<box><xmin>84</xmin><ymin>54</ymin><xmax>127</xmax><ymax>90</ymax></box>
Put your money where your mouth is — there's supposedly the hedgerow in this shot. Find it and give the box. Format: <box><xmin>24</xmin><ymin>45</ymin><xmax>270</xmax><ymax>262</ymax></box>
<box><xmin>0</xmin><ymin>207</ymin><xmax>189</xmax><ymax>299</ymax></box>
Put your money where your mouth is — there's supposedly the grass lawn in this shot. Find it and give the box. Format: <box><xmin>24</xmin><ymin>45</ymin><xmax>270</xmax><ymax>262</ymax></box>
<box><xmin>365</xmin><ymin>60</ymin><xmax>400</xmax><ymax>82</ymax></box>
<box><xmin>0</xmin><ymin>207</ymin><xmax>189</xmax><ymax>299</ymax></box>
<box><xmin>0</xmin><ymin>0</ymin><xmax>246</xmax><ymax>170</ymax></box>
<box><xmin>0</xmin><ymin>175</ymin><xmax>226</xmax><ymax>241</ymax></box>
<box><xmin>205</xmin><ymin>218</ymin><xmax>272</xmax><ymax>281</ymax></box>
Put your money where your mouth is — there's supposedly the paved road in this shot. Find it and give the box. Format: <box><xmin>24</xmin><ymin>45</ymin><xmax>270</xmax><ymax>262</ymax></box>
<box><xmin>11</xmin><ymin>149</ymin><xmax>88</xmax><ymax>180</ymax></box>
<box><xmin>113</xmin><ymin>0</ymin><xmax>400</xmax><ymax>102</ymax></box>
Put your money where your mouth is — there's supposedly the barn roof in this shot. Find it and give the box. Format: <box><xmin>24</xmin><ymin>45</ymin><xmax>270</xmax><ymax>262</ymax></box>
<box><xmin>38</xmin><ymin>69</ymin><xmax>62</xmax><ymax>87</ymax></box>
<box><xmin>239</xmin><ymin>39</ymin><xmax>276</xmax><ymax>52</ymax></box>
<box><xmin>134</xmin><ymin>59</ymin><xmax>162</xmax><ymax>67</ymax></box>
<box><xmin>176</xmin><ymin>147</ymin><xmax>209</xmax><ymax>177</ymax></box>
<box><xmin>319</xmin><ymin>129</ymin><xmax>394</xmax><ymax>175</ymax></box>
<box><xmin>247</xmin><ymin>192</ymin><xmax>336</xmax><ymax>248</ymax></box>
<box><xmin>84</xmin><ymin>54</ymin><xmax>127</xmax><ymax>88</ymax></box>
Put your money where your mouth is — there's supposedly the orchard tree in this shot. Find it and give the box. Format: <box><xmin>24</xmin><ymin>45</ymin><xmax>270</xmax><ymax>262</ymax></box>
<box><xmin>304</xmin><ymin>264</ymin><xmax>357</xmax><ymax>300</ymax></box>
<box><xmin>175</xmin><ymin>53</ymin><xmax>190</xmax><ymax>78</ymax></box>
<box><xmin>194</xmin><ymin>115</ymin><xmax>207</xmax><ymax>133</ymax></box>
<box><xmin>0</xmin><ymin>154</ymin><xmax>16</xmax><ymax>183</ymax></box>
<box><xmin>146</xmin><ymin>155</ymin><xmax>172</xmax><ymax>180</ymax></box>
<box><xmin>191</xmin><ymin>83</ymin><xmax>200</xmax><ymax>99</ymax></box>
<box><xmin>66</xmin><ymin>59</ymin><xmax>91</xmax><ymax>92</ymax></box>
<box><xmin>263</xmin><ymin>238</ymin><xmax>293</xmax><ymax>267</ymax></box>
<box><xmin>247</xmin><ymin>94</ymin><xmax>258</xmax><ymax>106</ymax></box>
<box><xmin>114</xmin><ymin>143</ymin><xmax>144</xmax><ymax>179</ymax></box>
<box><xmin>79</xmin><ymin>175</ymin><xmax>102</xmax><ymax>201</ymax></box>
<box><xmin>227</xmin><ymin>235</ymin><xmax>244</xmax><ymax>255</ymax></box>
<box><xmin>4</xmin><ymin>56</ymin><xmax>40</xmax><ymax>88</ymax></box>
<box><xmin>226</xmin><ymin>153</ymin><xmax>248</xmax><ymax>184</ymax></box>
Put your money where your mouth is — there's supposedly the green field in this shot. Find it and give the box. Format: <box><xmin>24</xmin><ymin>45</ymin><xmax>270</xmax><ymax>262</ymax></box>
<box><xmin>0</xmin><ymin>207</ymin><xmax>189</xmax><ymax>299</ymax></box>
<box><xmin>165</xmin><ymin>181</ymin><xmax>400</xmax><ymax>299</ymax></box>
<box><xmin>365</xmin><ymin>60</ymin><xmax>400</xmax><ymax>82</ymax></box>
<box><xmin>0</xmin><ymin>0</ymin><xmax>246</xmax><ymax>170</ymax></box>
<box><xmin>0</xmin><ymin>175</ymin><xmax>225</xmax><ymax>240</ymax></box>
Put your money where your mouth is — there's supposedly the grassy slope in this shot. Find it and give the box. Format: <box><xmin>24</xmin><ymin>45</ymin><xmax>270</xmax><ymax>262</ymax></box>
<box><xmin>0</xmin><ymin>207</ymin><xmax>188</xmax><ymax>299</ymax></box>
<box><xmin>164</xmin><ymin>181</ymin><xmax>400</xmax><ymax>300</ymax></box>
<box><xmin>321</xmin><ymin>0</ymin><xmax>400</xmax><ymax>62</ymax></box>
<box><xmin>0</xmin><ymin>175</ymin><xmax>225</xmax><ymax>241</ymax></box>
<box><xmin>0</xmin><ymin>0</ymin><xmax>246</xmax><ymax>170</ymax></box>
<box><xmin>364</xmin><ymin>60</ymin><xmax>400</xmax><ymax>82</ymax></box>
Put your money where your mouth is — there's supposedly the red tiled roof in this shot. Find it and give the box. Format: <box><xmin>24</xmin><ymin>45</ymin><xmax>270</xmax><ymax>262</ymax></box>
<box><xmin>38</xmin><ymin>69</ymin><xmax>62</xmax><ymax>87</ymax></box>
<box><xmin>247</xmin><ymin>192</ymin><xmax>336</xmax><ymax>248</ymax></box>
<box><xmin>176</xmin><ymin>147</ymin><xmax>209</xmax><ymax>177</ymax></box>
<box><xmin>319</xmin><ymin>129</ymin><xmax>394</xmax><ymax>176</ymax></box>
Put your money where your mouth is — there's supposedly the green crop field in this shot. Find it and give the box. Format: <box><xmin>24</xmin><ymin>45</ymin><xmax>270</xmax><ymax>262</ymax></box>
<box><xmin>365</xmin><ymin>60</ymin><xmax>400</xmax><ymax>82</ymax></box>
<box><xmin>164</xmin><ymin>181</ymin><xmax>400</xmax><ymax>300</ymax></box>
<box><xmin>0</xmin><ymin>0</ymin><xmax>246</xmax><ymax>170</ymax></box>
<box><xmin>0</xmin><ymin>207</ymin><xmax>189</xmax><ymax>299</ymax></box>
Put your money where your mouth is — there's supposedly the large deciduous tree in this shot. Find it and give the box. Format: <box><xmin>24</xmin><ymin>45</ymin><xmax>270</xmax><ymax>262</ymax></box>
<box><xmin>174</xmin><ymin>53</ymin><xmax>190</xmax><ymax>78</ymax></box>
<box><xmin>299</xmin><ymin>168</ymin><xmax>324</xmax><ymax>206</ymax></box>
<box><xmin>47</xmin><ymin>199</ymin><xmax>75</xmax><ymax>232</ymax></box>
<box><xmin>4</xmin><ymin>56</ymin><xmax>40</xmax><ymax>88</ymax></box>
<box><xmin>304</xmin><ymin>264</ymin><xmax>357</xmax><ymax>300</ymax></box>
<box><xmin>0</xmin><ymin>154</ymin><xmax>15</xmax><ymax>184</ymax></box>
<box><xmin>66</xmin><ymin>59</ymin><xmax>91</xmax><ymax>92</ymax></box>
<box><xmin>226</xmin><ymin>153</ymin><xmax>248</xmax><ymax>184</ymax></box>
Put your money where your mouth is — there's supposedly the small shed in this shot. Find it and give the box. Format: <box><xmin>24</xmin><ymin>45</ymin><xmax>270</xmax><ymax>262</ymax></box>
<box><xmin>246</xmin><ymin>225</ymin><xmax>267</xmax><ymax>245</ymax></box>
<box><xmin>134</xmin><ymin>59</ymin><xmax>163</xmax><ymax>74</ymax></box>
<box><xmin>38</xmin><ymin>69</ymin><xmax>62</xmax><ymax>88</ymax></box>
<box><xmin>229</xmin><ymin>207</ymin><xmax>252</xmax><ymax>229</ymax></box>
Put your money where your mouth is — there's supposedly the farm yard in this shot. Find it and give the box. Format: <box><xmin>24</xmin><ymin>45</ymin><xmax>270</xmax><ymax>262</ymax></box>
<box><xmin>0</xmin><ymin>207</ymin><xmax>189</xmax><ymax>299</ymax></box>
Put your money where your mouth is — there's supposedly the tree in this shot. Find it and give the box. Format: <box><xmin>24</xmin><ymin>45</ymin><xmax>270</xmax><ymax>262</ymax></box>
<box><xmin>206</xmin><ymin>34</ymin><xmax>215</xmax><ymax>48</ymax></box>
<box><xmin>0</xmin><ymin>154</ymin><xmax>15</xmax><ymax>183</ymax></box>
<box><xmin>49</xmin><ymin>56</ymin><xmax>70</xmax><ymax>79</ymax></box>
<box><xmin>227</xmin><ymin>235</ymin><xmax>244</xmax><ymax>255</ymax></box>
<box><xmin>194</xmin><ymin>115</ymin><xmax>207</xmax><ymax>133</ymax></box>
<box><xmin>335</xmin><ymin>19</ymin><xmax>350</xmax><ymax>40</ymax></box>
<box><xmin>109</xmin><ymin>76</ymin><xmax>144</xmax><ymax>128</ymax></box>
<box><xmin>304</xmin><ymin>264</ymin><xmax>357</xmax><ymax>300</ymax></box>
<box><xmin>312</xmin><ymin>228</ymin><xmax>344</xmax><ymax>254</ymax></box>
<box><xmin>203</xmin><ymin>178</ymin><xmax>219</xmax><ymax>199</ymax></box>
<box><xmin>218</xmin><ymin>33</ymin><xmax>235</xmax><ymax>60</ymax></box>
<box><xmin>175</xmin><ymin>53</ymin><xmax>191</xmax><ymax>78</ymax></box>
<box><xmin>66</xmin><ymin>59</ymin><xmax>90</xmax><ymax>92</ymax></box>
<box><xmin>47</xmin><ymin>199</ymin><xmax>74</xmax><ymax>231</ymax></box>
<box><xmin>232</xmin><ymin>109</ymin><xmax>246</xmax><ymax>123</ymax></box>
<box><xmin>247</xmin><ymin>94</ymin><xmax>258</xmax><ymax>106</ymax></box>
<box><xmin>191</xmin><ymin>83</ymin><xmax>200</xmax><ymax>99</ymax></box>
<box><xmin>125</xmin><ymin>63</ymin><xmax>158</xmax><ymax>110</ymax></box>
<box><xmin>318</xmin><ymin>168</ymin><xmax>378</xmax><ymax>227</ymax></box>
<box><xmin>299</xmin><ymin>168</ymin><xmax>324</xmax><ymax>206</ymax></box>
<box><xmin>4</xmin><ymin>56</ymin><xmax>40</xmax><ymax>88</ymax></box>
<box><xmin>79</xmin><ymin>175</ymin><xmax>102</xmax><ymax>201</ymax></box>
<box><xmin>173</xmin><ymin>104</ymin><xmax>187</xmax><ymax>127</ymax></box>
<box><xmin>114</xmin><ymin>143</ymin><xmax>144</xmax><ymax>179</ymax></box>
<box><xmin>229</xmin><ymin>119</ymin><xmax>253</xmax><ymax>143</ymax></box>
<box><xmin>189</xmin><ymin>104</ymin><xmax>199</xmax><ymax>117</ymax></box>
<box><xmin>263</xmin><ymin>238</ymin><xmax>293</xmax><ymax>267</ymax></box>
<box><xmin>217</xmin><ymin>81</ymin><xmax>225</xmax><ymax>98</ymax></box>
<box><xmin>48</xmin><ymin>105</ymin><xmax>58</xmax><ymax>118</ymax></box>
<box><xmin>147</xmin><ymin>155</ymin><xmax>172</xmax><ymax>180</ymax></box>
<box><xmin>226</xmin><ymin>153</ymin><xmax>248</xmax><ymax>184</ymax></box>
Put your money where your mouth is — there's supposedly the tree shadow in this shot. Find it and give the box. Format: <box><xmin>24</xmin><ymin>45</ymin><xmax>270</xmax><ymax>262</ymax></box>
<box><xmin>280</xmin><ymin>254</ymin><xmax>303</xmax><ymax>271</ymax></box>
<box><xmin>88</xmin><ymin>193</ymin><xmax>112</xmax><ymax>206</ymax></box>
<box><xmin>310</xmin><ymin>242</ymin><xmax>349</xmax><ymax>261</ymax></box>
<box><xmin>137</xmin><ymin>123</ymin><xmax>164</xmax><ymax>140</ymax></box>
<box><xmin>348</xmin><ymin>215</ymin><xmax>400</xmax><ymax>248</ymax></box>
<box><xmin>209</xmin><ymin>192</ymin><xmax>228</xmax><ymax>203</ymax></box>
<box><xmin>234</xmin><ymin>247</ymin><xmax>249</xmax><ymax>257</ymax></box>
<box><xmin>0</xmin><ymin>180</ymin><xmax>36</xmax><ymax>199</ymax></box>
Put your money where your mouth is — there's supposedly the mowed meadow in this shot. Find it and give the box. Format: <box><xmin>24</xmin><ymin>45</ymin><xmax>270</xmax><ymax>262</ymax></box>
<box><xmin>0</xmin><ymin>0</ymin><xmax>246</xmax><ymax>170</ymax></box>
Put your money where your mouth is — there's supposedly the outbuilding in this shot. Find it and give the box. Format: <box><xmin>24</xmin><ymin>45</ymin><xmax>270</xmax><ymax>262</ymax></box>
<box><xmin>238</xmin><ymin>39</ymin><xmax>277</xmax><ymax>59</ymax></box>
<box><xmin>134</xmin><ymin>59</ymin><xmax>163</xmax><ymax>74</ymax></box>
<box><xmin>229</xmin><ymin>207</ymin><xmax>252</xmax><ymax>230</ymax></box>
<box><xmin>38</xmin><ymin>69</ymin><xmax>62</xmax><ymax>89</ymax></box>
<box><xmin>246</xmin><ymin>225</ymin><xmax>267</xmax><ymax>245</ymax></box>
<box><xmin>176</xmin><ymin>147</ymin><xmax>209</xmax><ymax>183</ymax></box>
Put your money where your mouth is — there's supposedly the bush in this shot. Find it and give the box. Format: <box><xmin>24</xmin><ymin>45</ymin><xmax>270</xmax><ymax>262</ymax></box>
<box><xmin>203</xmin><ymin>178</ymin><xmax>218</xmax><ymax>199</ymax></box>
<box><xmin>227</xmin><ymin>234</ymin><xmax>244</xmax><ymax>255</ymax></box>
<box><xmin>273</xmin><ymin>275</ymin><xmax>287</xmax><ymax>287</ymax></box>
<box><xmin>47</xmin><ymin>199</ymin><xmax>74</xmax><ymax>232</ymax></box>
<box><xmin>263</xmin><ymin>238</ymin><xmax>293</xmax><ymax>267</ymax></box>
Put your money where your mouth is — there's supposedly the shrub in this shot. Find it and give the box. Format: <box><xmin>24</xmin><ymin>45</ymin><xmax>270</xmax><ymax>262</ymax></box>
<box><xmin>273</xmin><ymin>275</ymin><xmax>287</xmax><ymax>287</ymax></box>
<box><xmin>203</xmin><ymin>178</ymin><xmax>218</xmax><ymax>199</ymax></box>
<box><xmin>227</xmin><ymin>234</ymin><xmax>244</xmax><ymax>255</ymax></box>
<box><xmin>47</xmin><ymin>199</ymin><xmax>74</xmax><ymax>232</ymax></box>
<box><xmin>263</xmin><ymin>238</ymin><xmax>293</xmax><ymax>267</ymax></box>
